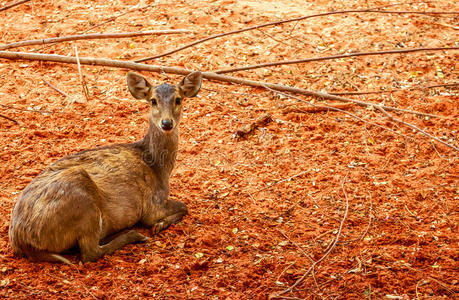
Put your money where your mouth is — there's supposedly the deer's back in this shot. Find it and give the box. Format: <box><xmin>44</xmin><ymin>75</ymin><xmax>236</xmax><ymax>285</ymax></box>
<box><xmin>9</xmin><ymin>144</ymin><xmax>158</xmax><ymax>253</ymax></box>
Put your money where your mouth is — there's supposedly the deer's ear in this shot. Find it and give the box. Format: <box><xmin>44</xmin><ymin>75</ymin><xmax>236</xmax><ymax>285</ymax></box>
<box><xmin>127</xmin><ymin>72</ymin><xmax>152</xmax><ymax>100</ymax></box>
<box><xmin>178</xmin><ymin>71</ymin><xmax>202</xmax><ymax>98</ymax></box>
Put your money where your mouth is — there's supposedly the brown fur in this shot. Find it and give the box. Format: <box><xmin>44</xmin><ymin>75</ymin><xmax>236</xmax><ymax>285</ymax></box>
<box><xmin>9</xmin><ymin>71</ymin><xmax>202</xmax><ymax>263</ymax></box>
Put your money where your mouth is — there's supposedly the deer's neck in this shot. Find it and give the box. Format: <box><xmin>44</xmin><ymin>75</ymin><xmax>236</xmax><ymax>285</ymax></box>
<box><xmin>138</xmin><ymin>123</ymin><xmax>178</xmax><ymax>178</ymax></box>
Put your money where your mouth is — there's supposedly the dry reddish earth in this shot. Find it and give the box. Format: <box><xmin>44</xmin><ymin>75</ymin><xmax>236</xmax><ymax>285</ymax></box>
<box><xmin>0</xmin><ymin>0</ymin><xmax>458</xmax><ymax>299</ymax></box>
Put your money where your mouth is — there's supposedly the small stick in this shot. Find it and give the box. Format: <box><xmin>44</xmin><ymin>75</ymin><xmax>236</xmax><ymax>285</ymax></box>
<box><xmin>430</xmin><ymin>140</ymin><xmax>444</xmax><ymax>160</ymax></box>
<box><xmin>134</xmin><ymin>2</ymin><xmax>455</xmax><ymax>62</ymax></box>
<box><xmin>278</xmin><ymin>229</ymin><xmax>315</xmax><ymax>263</ymax></box>
<box><xmin>0</xmin><ymin>30</ymin><xmax>193</xmax><ymax>51</ymax></box>
<box><xmin>74</xmin><ymin>45</ymin><xmax>90</xmax><ymax>102</ymax></box>
<box><xmin>213</xmin><ymin>46</ymin><xmax>459</xmax><ymax>74</ymax></box>
<box><xmin>359</xmin><ymin>193</ymin><xmax>373</xmax><ymax>241</ymax></box>
<box><xmin>43</xmin><ymin>79</ymin><xmax>69</xmax><ymax>98</ymax></box>
<box><xmin>0</xmin><ymin>113</ymin><xmax>18</xmax><ymax>124</ymax></box>
<box><xmin>0</xmin><ymin>0</ymin><xmax>30</xmax><ymax>12</ymax></box>
<box><xmin>0</xmin><ymin>51</ymin><xmax>440</xmax><ymax>118</ymax></box>
<box><xmin>236</xmin><ymin>113</ymin><xmax>272</xmax><ymax>138</ymax></box>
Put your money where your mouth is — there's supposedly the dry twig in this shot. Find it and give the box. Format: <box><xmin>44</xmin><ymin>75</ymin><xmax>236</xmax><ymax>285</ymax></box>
<box><xmin>213</xmin><ymin>46</ymin><xmax>459</xmax><ymax>74</ymax></box>
<box><xmin>74</xmin><ymin>45</ymin><xmax>90</xmax><ymax>102</ymax></box>
<box><xmin>0</xmin><ymin>0</ymin><xmax>30</xmax><ymax>12</ymax></box>
<box><xmin>270</xmin><ymin>176</ymin><xmax>350</xmax><ymax>299</ymax></box>
<box><xmin>236</xmin><ymin>113</ymin><xmax>272</xmax><ymax>138</ymax></box>
<box><xmin>135</xmin><ymin>3</ymin><xmax>457</xmax><ymax>62</ymax></box>
<box><xmin>43</xmin><ymin>80</ymin><xmax>69</xmax><ymax>98</ymax></box>
<box><xmin>0</xmin><ymin>51</ymin><xmax>436</xmax><ymax>118</ymax></box>
<box><xmin>359</xmin><ymin>193</ymin><xmax>373</xmax><ymax>241</ymax></box>
<box><xmin>0</xmin><ymin>30</ymin><xmax>192</xmax><ymax>51</ymax></box>
<box><xmin>0</xmin><ymin>113</ymin><xmax>18</xmax><ymax>124</ymax></box>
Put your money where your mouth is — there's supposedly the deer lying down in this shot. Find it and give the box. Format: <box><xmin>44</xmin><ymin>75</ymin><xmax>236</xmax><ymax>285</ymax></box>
<box><xmin>9</xmin><ymin>71</ymin><xmax>202</xmax><ymax>263</ymax></box>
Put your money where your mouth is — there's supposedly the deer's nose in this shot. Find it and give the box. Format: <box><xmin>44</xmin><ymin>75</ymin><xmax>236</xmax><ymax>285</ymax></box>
<box><xmin>161</xmin><ymin>119</ymin><xmax>174</xmax><ymax>131</ymax></box>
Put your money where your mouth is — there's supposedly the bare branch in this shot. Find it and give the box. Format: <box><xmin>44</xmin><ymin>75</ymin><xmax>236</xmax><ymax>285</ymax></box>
<box><xmin>282</xmin><ymin>103</ymin><xmax>355</xmax><ymax>114</ymax></box>
<box><xmin>264</xmin><ymin>86</ymin><xmax>413</xmax><ymax>140</ymax></box>
<box><xmin>135</xmin><ymin>2</ymin><xmax>457</xmax><ymax>62</ymax></box>
<box><xmin>213</xmin><ymin>46</ymin><xmax>459</xmax><ymax>74</ymax></box>
<box><xmin>268</xmin><ymin>86</ymin><xmax>457</xmax><ymax>151</ymax></box>
<box><xmin>374</xmin><ymin>105</ymin><xmax>458</xmax><ymax>151</ymax></box>
<box><xmin>0</xmin><ymin>30</ymin><xmax>193</xmax><ymax>51</ymax></box>
<box><xmin>0</xmin><ymin>0</ymin><xmax>30</xmax><ymax>12</ymax></box>
<box><xmin>0</xmin><ymin>50</ymin><xmax>438</xmax><ymax>119</ymax></box>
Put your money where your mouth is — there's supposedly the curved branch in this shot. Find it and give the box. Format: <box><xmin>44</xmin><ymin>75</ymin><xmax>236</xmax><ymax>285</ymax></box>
<box><xmin>213</xmin><ymin>46</ymin><xmax>459</xmax><ymax>74</ymax></box>
<box><xmin>270</xmin><ymin>176</ymin><xmax>350</xmax><ymax>298</ymax></box>
<box><xmin>330</xmin><ymin>83</ymin><xmax>459</xmax><ymax>96</ymax></box>
<box><xmin>135</xmin><ymin>3</ymin><xmax>458</xmax><ymax>62</ymax></box>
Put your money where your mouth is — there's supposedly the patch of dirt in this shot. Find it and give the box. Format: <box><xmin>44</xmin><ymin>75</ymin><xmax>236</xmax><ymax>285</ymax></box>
<box><xmin>0</xmin><ymin>0</ymin><xmax>458</xmax><ymax>299</ymax></box>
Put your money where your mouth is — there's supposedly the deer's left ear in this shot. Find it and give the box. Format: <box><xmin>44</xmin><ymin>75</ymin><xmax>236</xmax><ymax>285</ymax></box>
<box><xmin>178</xmin><ymin>71</ymin><xmax>202</xmax><ymax>98</ymax></box>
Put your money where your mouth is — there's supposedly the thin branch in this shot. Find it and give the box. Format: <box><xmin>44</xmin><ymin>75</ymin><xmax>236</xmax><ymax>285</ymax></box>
<box><xmin>270</xmin><ymin>176</ymin><xmax>350</xmax><ymax>298</ymax></box>
<box><xmin>0</xmin><ymin>51</ymin><xmax>438</xmax><ymax>118</ymax></box>
<box><xmin>270</xmin><ymin>86</ymin><xmax>457</xmax><ymax>151</ymax></box>
<box><xmin>264</xmin><ymin>86</ymin><xmax>413</xmax><ymax>140</ymax></box>
<box><xmin>359</xmin><ymin>193</ymin><xmax>373</xmax><ymax>241</ymax></box>
<box><xmin>366</xmin><ymin>9</ymin><xmax>459</xmax><ymax>15</ymax></box>
<box><xmin>330</xmin><ymin>82</ymin><xmax>459</xmax><ymax>96</ymax></box>
<box><xmin>0</xmin><ymin>0</ymin><xmax>30</xmax><ymax>12</ymax></box>
<box><xmin>282</xmin><ymin>103</ymin><xmax>355</xmax><ymax>114</ymax></box>
<box><xmin>374</xmin><ymin>105</ymin><xmax>458</xmax><ymax>151</ymax></box>
<box><xmin>213</xmin><ymin>46</ymin><xmax>459</xmax><ymax>74</ymax></box>
<box><xmin>0</xmin><ymin>30</ymin><xmax>193</xmax><ymax>51</ymax></box>
<box><xmin>74</xmin><ymin>45</ymin><xmax>90</xmax><ymax>102</ymax></box>
<box><xmin>134</xmin><ymin>2</ymin><xmax>455</xmax><ymax>62</ymax></box>
<box><xmin>278</xmin><ymin>229</ymin><xmax>315</xmax><ymax>263</ymax></box>
<box><xmin>43</xmin><ymin>80</ymin><xmax>69</xmax><ymax>98</ymax></box>
<box><xmin>0</xmin><ymin>113</ymin><xmax>18</xmax><ymax>124</ymax></box>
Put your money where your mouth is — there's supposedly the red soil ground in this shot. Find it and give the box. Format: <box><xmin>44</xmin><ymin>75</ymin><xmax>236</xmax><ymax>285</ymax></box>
<box><xmin>0</xmin><ymin>0</ymin><xmax>457</xmax><ymax>299</ymax></box>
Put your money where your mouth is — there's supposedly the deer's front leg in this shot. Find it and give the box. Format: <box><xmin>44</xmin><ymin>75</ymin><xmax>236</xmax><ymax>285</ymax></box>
<box><xmin>141</xmin><ymin>200</ymin><xmax>188</xmax><ymax>234</ymax></box>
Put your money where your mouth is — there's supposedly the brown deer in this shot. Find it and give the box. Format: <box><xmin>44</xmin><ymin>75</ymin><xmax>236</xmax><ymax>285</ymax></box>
<box><xmin>9</xmin><ymin>71</ymin><xmax>202</xmax><ymax>263</ymax></box>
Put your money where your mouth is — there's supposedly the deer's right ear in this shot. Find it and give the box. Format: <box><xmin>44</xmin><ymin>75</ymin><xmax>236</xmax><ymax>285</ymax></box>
<box><xmin>127</xmin><ymin>72</ymin><xmax>152</xmax><ymax>100</ymax></box>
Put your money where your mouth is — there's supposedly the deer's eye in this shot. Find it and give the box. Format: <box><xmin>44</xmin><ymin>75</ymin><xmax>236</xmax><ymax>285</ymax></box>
<box><xmin>151</xmin><ymin>98</ymin><xmax>158</xmax><ymax>105</ymax></box>
<box><xmin>175</xmin><ymin>97</ymin><xmax>182</xmax><ymax>105</ymax></box>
